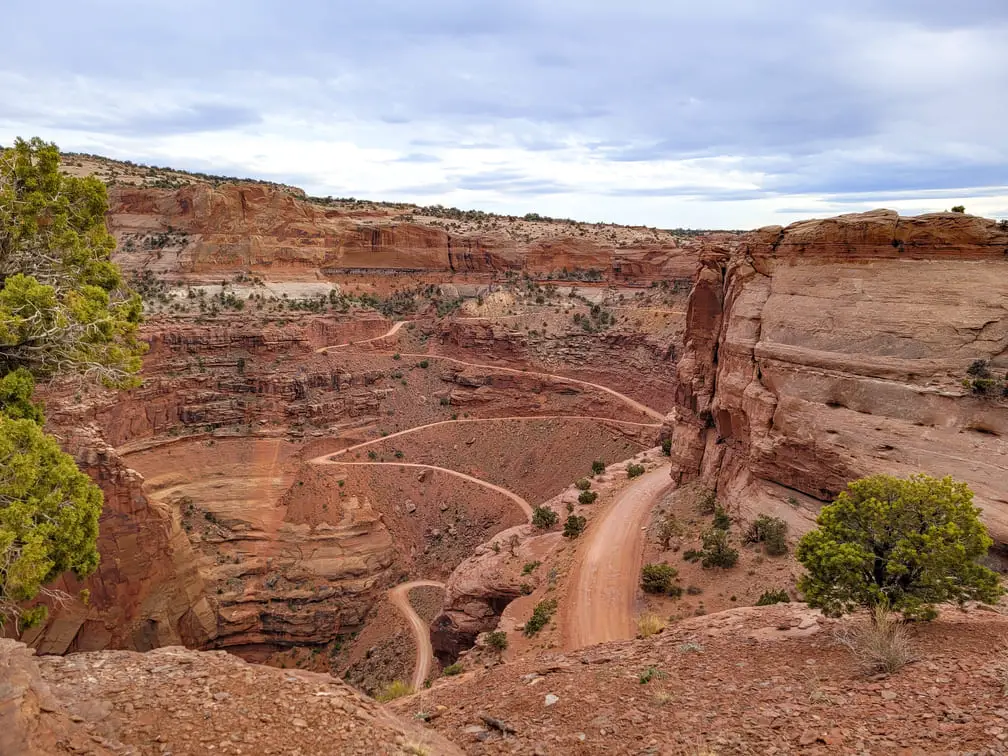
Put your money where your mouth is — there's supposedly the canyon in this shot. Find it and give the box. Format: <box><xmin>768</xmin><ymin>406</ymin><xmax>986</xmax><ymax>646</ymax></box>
<box><xmin>3</xmin><ymin>156</ymin><xmax>1007</xmax><ymax>754</ymax></box>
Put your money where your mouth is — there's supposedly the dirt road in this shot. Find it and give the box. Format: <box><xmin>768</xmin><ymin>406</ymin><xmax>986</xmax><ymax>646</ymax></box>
<box><xmin>310</xmin><ymin>458</ymin><xmax>534</xmax><ymax>521</ymax></box>
<box><xmin>565</xmin><ymin>463</ymin><xmax>673</xmax><ymax>649</ymax></box>
<box><xmin>317</xmin><ymin>320</ymin><xmax>664</xmax><ymax>421</ymax></box>
<box><xmin>387</xmin><ymin>580</ymin><xmax>445</xmax><ymax>691</ymax></box>
<box><xmin>316</xmin><ymin>320</ymin><xmax>407</xmax><ymax>352</ymax></box>
<box><xmin>323</xmin><ymin>415</ymin><xmax>659</xmax><ymax>460</ymax></box>
<box><xmin>392</xmin><ymin>352</ymin><xmax>665</xmax><ymax>422</ymax></box>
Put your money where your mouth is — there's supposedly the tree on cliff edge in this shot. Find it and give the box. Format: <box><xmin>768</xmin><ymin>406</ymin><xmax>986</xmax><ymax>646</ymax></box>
<box><xmin>0</xmin><ymin>137</ymin><xmax>144</xmax><ymax>630</ymax></box>
<box><xmin>796</xmin><ymin>474</ymin><xmax>1002</xmax><ymax>620</ymax></box>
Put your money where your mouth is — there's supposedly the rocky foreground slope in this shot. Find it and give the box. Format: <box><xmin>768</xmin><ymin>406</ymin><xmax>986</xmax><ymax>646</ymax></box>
<box><xmin>668</xmin><ymin>209</ymin><xmax>1008</xmax><ymax>550</ymax></box>
<box><xmin>0</xmin><ymin>639</ymin><xmax>460</xmax><ymax>755</ymax></box>
<box><xmin>392</xmin><ymin>603</ymin><xmax>1008</xmax><ymax>754</ymax></box>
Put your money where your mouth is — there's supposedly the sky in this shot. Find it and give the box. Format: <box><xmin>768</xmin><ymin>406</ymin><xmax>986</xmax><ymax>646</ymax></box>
<box><xmin>2</xmin><ymin>1</ymin><xmax>1007</xmax><ymax>229</ymax></box>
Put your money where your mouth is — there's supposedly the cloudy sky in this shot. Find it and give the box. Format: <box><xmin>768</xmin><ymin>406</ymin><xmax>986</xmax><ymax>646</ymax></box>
<box><xmin>2</xmin><ymin>1</ymin><xmax>1007</xmax><ymax>228</ymax></box>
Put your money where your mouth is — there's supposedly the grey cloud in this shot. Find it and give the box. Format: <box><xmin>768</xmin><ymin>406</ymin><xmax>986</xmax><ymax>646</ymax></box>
<box><xmin>3</xmin><ymin>0</ymin><xmax>1007</xmax><ymax>216</ymax></box>
<box><xmin>392</xmin><ymin>153</ymin><xmax>442</xmax><ymax>164</ymax></box>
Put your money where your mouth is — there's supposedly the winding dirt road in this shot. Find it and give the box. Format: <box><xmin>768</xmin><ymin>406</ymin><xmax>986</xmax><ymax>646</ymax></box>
<box><xmin>565</xmin><ymin>463</ymin><xmax>673</xmax><ymax>649</ymax></box>
<box><xmin>316</xmin><ymin>320</ymin><xmax>407</xmax><ymax>352</ymax></box>
<box><xmin>388</xmin><ymin>580</ymin><xmax>446</xmax><ymax>691</ymax></box>
<box><xmin>313</xmin><ymin>318</ymin><xmax>675</xmax><ymax>661</ymax></box>
<box><xmin>323</xmin><ymin>415</ymin><xmax>659</xmax><ymax>460</ymax></box>
<box><xmin>392</xmin><ymin>352</ymin><xmax>665</xmax><ymax>422</ymax></box>
<box><xmin>309</xmin><ymin>458</ymin><xmax>534</xmax><ymax>521</ymax></box>
<box><xmin>317</xmin><ymin>319</ymin><xmax>664</xmax><ymax>421</ymax></box>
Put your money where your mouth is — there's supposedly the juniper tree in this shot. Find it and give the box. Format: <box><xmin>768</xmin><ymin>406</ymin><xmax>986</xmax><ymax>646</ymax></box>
<box><xmin>796</xmin><ymin>474</ymin><xmax>1002</xmax><ymax>620</ymax></box>
<box><xmin>0</xmin><ymin>138</ymin><xmax>144</xmax><ymax>629</ymax></box>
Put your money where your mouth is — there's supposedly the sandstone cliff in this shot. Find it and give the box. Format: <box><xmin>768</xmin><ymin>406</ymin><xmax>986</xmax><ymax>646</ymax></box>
<box><xmin>668</xmin><ymin>209</ymin><xmax>1008</xmax><ymax>548</ymax></box>
<box><xmin>16</xmin><ymin>429</ymin><xmax>213</xmax><ymax>655</ymax></box>
<box><xmin>106</xmin><ymin>182</ymin><xmax>704</xmax><ymax>281</ymax></box>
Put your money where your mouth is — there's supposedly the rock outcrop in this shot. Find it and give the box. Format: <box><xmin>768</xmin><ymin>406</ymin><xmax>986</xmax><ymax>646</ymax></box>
<box><xmin>17</xmin><ymin>431</ymin><xmax>212</xmax><ymax>655</ymax></box>
<box><xmin>1</xmin><ymin>640</ymin><xmax>461</xmax><ymax>755</ymax></box>
<box><xmin>668</xmin><ymin>210</ymin><xmax>1008</xmax><ymax>545</ymax></box>
<box><xmin>107</xmin><ymin>183</ymin><xmax>705</xmax><ymax>281</ymax></box>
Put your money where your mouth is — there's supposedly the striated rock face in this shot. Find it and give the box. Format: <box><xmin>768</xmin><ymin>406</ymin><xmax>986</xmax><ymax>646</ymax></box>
<box><xmin>668</xmin><ymin>210</ymin><xmax>1008</xmax><ymax>545</ymax></box>
<box><xmin>17</xmin><ymin>430</ymin><xmax>212</xmax><ymax>655</ymax></box>
<box><xmin>107</xmin><ymin>183</ymin><xmax>704</xmax><ymax>280</ymax></box>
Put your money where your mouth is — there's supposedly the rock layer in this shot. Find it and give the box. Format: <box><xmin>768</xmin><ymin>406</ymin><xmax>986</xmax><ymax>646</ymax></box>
<box><xmin>107</xmin><ymin>183</ymin><xmax>704</xmax><ymax>281</ymax></box>
<box><xmin>668</xmin><ymin>209</ymin><xmax>1008</xmax><ymax>545</ymax></box>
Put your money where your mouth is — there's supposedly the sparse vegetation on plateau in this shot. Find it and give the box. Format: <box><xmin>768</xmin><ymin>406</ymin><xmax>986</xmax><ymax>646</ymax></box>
<box><xmin>699</xmin><ymin>527</ymin><xmax>739</xmax><ymax>569</ymax></box>
<box><xmin>712</xmin><ymin>506</ymin><xmax>732</xmax><ymax>531</ymax></box>
<box><xmin>696</xmin><ymin>487</ymin><xmax>718</xmax><ymax>515</ymax></box>
<box><xmin>641</xmin><ymin>562</ymin><xmax>683</xmax><ymax>595</ymax></box>
<box><xmin>524</xmin><ymin>598</ymin><xmax>558</xmax><ymax>636</ymax></box>
<box><xmin>577</xmin><ymin>490</ymin><xmax>598</xmax><ymax>505</ymax></box>
<box><xmin>756</xmin><ymin>588</ymin><xmax>790</xmax><ymax>606</ymax></box>
<box><xmin>376</xmin><ymin>680</ymin><xmax>413</xmax><ymax>701</ymax></box>
<box><xmin>744</xmin><ymin>514</ymin><xmax>789</xmax><ymax>556</ymax></box>
<box><xmin>656</xmin><ymin>513</ymin><xmax>683</xmax><ymax>550</ymax></box>
<box><xmin>835</xmin><ymin>605</ymin><xmax>918</xmax><ymax>675</ymax></box>
<box><xmin>591</xmin><ymin>460</ymin><xmax>606</xmax><ymax>475</ymax></box>
<box><xmin>563</xmin><ymin>514</ymin><xmax>587</xmax><ymax>538</ymax></box>
<box><xmin>485</xmin><ymin>630</ymin><xmax>508</xmax><ymax>652</ymax></box>
<box><xmin>532</xmin><ymin>506</ymin><xmax>559</xmax><ymax>530</ymax></box>
<box><xmin>963</xmin><ymin>359</ymin><xmax>1007</xmax><ymax>398</ymax></box>
<box><xmin>639</xmin><ymin>666</ymin><xmax>666</xmax><ymax>684</ymax></box>
<box><xmin>636</xmin><ymin>612</ymin><xmax>666</xmax><ymax>638</ymax></box>
<box><xmin>627</xmin><ymin>463</ymin><xmax>646</xmax><ymax>479</ymax></box>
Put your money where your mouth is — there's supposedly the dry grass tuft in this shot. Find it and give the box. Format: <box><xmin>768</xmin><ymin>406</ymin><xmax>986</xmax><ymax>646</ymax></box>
<box><xmin>376</xmin><ymin>679</ymin><xmax>414</xmax><ymax>702</ymax></box>
<box><xmin>835</xmin><ymin>605</ymin><xmax>917</xmax><ymax>676</ymax></box>
<box><xmin>637</xmin><ymin>612</ymin><xmax>667</xmax><ymax>638</ymax></box>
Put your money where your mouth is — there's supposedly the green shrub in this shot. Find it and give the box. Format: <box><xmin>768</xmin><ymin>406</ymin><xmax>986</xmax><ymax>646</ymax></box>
<box><xmin>641</xmin><ymin>562</ymin><xmax>682</xmax><ymax>595</ymax></box>
<box><xmin>745</xmin><ymin>515</ymin><xmax>789</xmax><ymax>556</ymax></box>
<box><xmin>575</xmin><ymin>478</ymin><xmax>592</xmax><ymax>491</ymax></box>
<box><xmin>418</xmin><ymin>360</ymin><xmax>429</xmax><ymax>368</ymax></box>
<box><xmin>532</xmin><ymin>506</ymin><xmax>559</xmax><ymax>530</ymax></box>
<box><xmin>683</xmin><ymin>549</ymin><xmax>703</xmax><ymax>563</ymax></box>
<box><xmin>661</xmin><ymin>438</ymin><xmax>672</xmax><ymax>456</ymax></box>
<box><xmin>796</xmin><ymin>474</ymin><xmax>1002</xmax><ymax>618</ymax></box>
<box><xmin>656</xmin><ymin>514</ymin><xmax>682</xmax><ymax>550</ymax></box>
<box><xmin>486</xmin><ymin>630</ymin><xmax>508</xmax><ymax>651</ymax></box>
<box><xmin>591</xmin><ymin>460</ymin><xmax>606</xmax><ymax>475</ymax></box>
<box><xmin>521</xmin><ymin>560</ymin><xmax>541</xmax><ymax>575</ymax></box>
<box><xmin>563</xmin><ymin>514</ymin><xmax>587</xmax><ymax>539</ymax></box>
<box><xmin>712</xmin><ymin>506</ymin><xmax>732</xmax><ymax>531</ymax></box>
<box><xmin>524</xmin><ymin>598</ymin><xmax>558</xmax><ymax>636</ymax></box>
<box><xmin>756</xmin><ymin>588</ymin><xmax>790</xmax><ymax>606</ymax></box>
<box><xmin>443</xmin><ymin>662</ymin><xmax>464</xmax><ymax>676</ymax></box>
<box><xmin>578</xmin><ymin>490</ymin><xmax>598</xmax><ymax>505</ymax></box>
<box><xmin>700</xmin><ymin>528</ymin><xmax>739</xmax><ymax>568</ymax></box>
<box><xmin>639</xmin><ymin>666</ymin><xmax>665</xmax><ymax>684</ymax></box>
<box><xmin>696</xmin><ymin>488</ymin><xmax>717</xmax><ymax>515</ymax></box>
<box><xmin>627</xmin><ymin>463</ymin><xmax>646</xmax><ymax>479</ymax></box>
